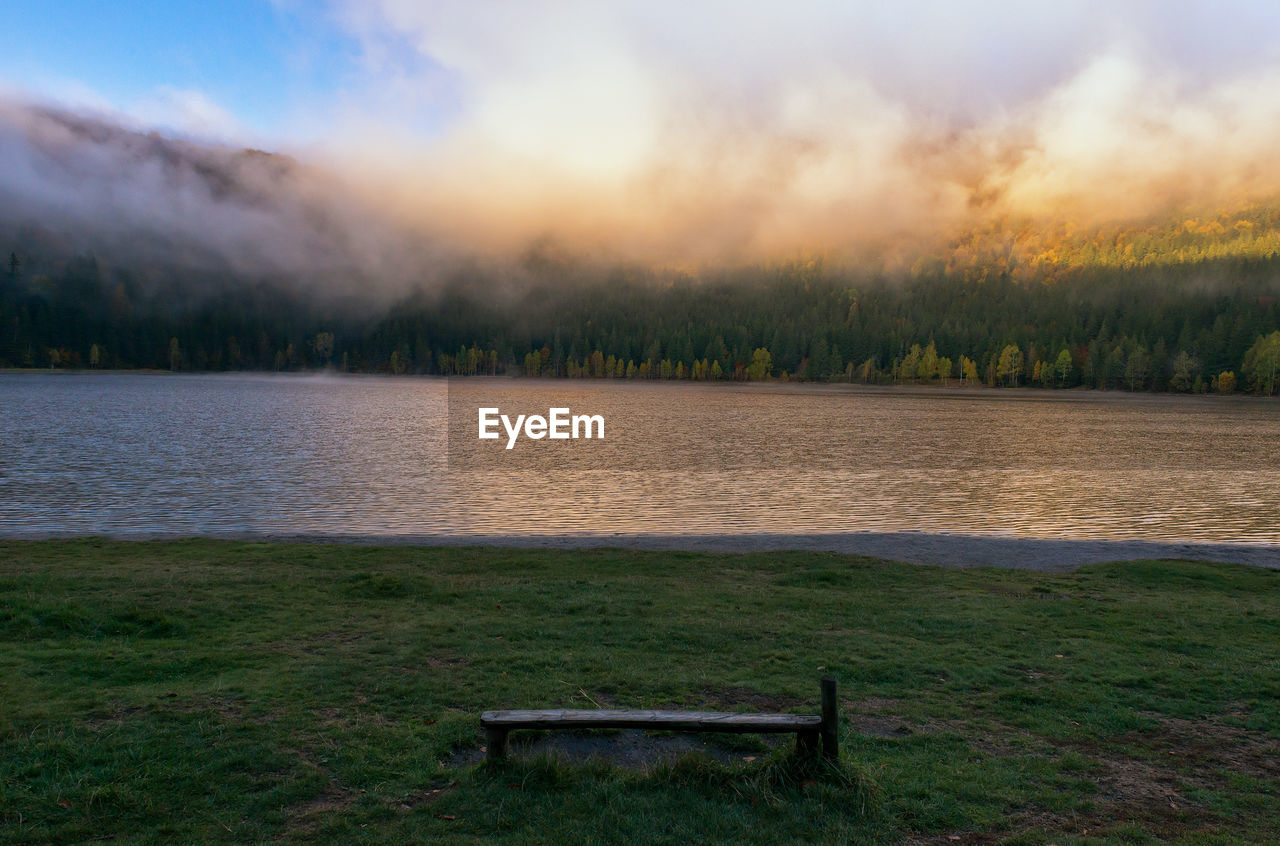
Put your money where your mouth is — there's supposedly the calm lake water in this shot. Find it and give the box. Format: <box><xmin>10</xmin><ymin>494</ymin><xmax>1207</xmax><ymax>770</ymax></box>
<box><xmin>1</xmin><ymin>372</ymin><xmax>1278</xmax><ymax>545</ymax></box>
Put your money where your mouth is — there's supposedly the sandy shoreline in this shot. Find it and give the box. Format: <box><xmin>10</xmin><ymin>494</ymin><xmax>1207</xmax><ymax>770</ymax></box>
<box><xmin>16</xmin><ymin>531</ymin><xmax>1278</xmax><ymax>571</ymax></box>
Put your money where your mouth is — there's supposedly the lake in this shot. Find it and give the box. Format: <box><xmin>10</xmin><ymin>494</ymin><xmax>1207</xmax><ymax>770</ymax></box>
<box><xmin>2</xmin><ymin>373</ymin><xmax>1278</xmax><ymax>560</ymax></box>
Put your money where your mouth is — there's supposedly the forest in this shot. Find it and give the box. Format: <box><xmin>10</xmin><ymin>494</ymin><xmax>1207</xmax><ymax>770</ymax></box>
<box><xmin>4</xmin><ymin>208</ymin><xmax>1280</xmax><ymax>396</ymax></box>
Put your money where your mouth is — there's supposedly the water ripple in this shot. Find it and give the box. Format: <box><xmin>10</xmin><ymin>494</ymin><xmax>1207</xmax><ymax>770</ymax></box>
<box><xmin>1</xmin><ymin>373</ymin><xmax>1277</xmax><ymax>544</ymax></box>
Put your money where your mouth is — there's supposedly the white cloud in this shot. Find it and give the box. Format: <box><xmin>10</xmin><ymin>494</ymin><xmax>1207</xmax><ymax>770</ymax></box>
<box><xmin>297</xmin><ymin>2</ymin><xmax>1280</xmax><ymax>260</ymax></box>
<box><xmin>11</xmin><ymin>2</ymin><xmax>1280</xmax><ymax>267</ymax></box>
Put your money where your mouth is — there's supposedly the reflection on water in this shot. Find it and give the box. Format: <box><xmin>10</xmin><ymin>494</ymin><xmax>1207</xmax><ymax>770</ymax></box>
<box><xmin>1</xmin><ymin>372</ymin><xmax>1277</xmax><ymax>543</ymax></box>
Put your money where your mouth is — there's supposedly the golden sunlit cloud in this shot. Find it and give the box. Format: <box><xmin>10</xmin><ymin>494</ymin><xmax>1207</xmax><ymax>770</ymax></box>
<box><xmin>306</xmin><ymin>1</ymin><xmax>1280</xmax><ymax>264</ymax></box>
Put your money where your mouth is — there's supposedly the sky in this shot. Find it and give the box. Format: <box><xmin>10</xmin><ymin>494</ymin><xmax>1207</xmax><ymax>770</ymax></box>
<box><xmin>6</xmin><ymin>1</ymin><xmax>1279</xmax><ymax>144</ymax></box>
<box><xmin>0</xmin><ymin>1</ymin><xmax>362</xmax><ymax>140</ymax></box>
<box><xmin>5</xmin><ymin>1</ymin><xmax>1280</xmax><ymax>264</ymax></box>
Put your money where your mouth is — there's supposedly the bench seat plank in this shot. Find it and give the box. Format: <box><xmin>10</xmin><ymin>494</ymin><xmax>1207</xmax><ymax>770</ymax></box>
<box><xmin>481</xmin><ymin>709</ymin><xmax>821</xmax><ymax>733</ymax></box>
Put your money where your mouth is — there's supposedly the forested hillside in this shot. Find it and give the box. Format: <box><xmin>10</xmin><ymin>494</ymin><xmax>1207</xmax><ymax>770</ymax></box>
<box><xmin>4</xmin><ymin>211</ymin><xmax>1280</xmax><ymax>395</ymax></box>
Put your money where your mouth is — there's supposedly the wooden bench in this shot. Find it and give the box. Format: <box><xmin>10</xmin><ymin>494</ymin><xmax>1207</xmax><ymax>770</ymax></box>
<box><xmin>481</xmin><ymin>676</ymin><xmax>839</xmax><ymax>762</ymax></box>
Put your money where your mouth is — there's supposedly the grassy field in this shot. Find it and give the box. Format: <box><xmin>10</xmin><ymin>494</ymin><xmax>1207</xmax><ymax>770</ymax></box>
<box><xmin>1</xmin><ymin>540</ymin><xmax>1278</xmax><ymax>844</ymax></box>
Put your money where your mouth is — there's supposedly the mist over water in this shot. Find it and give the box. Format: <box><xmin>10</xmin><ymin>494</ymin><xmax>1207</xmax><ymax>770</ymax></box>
<box><xmin>2</xmin><ymin>373</ymin><xmax>1277</xmax><ymax>551</ymax></box>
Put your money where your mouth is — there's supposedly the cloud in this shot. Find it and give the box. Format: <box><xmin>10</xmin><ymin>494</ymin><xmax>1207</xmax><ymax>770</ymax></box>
<box><xmin>305</xmin><ymin>0</ymin><xmax>1280</xmax><ymax>262</ymax></box>
<box><xmin>985</xmin><ymin>52</ymin><xmax>1280</xmax><ymax>219</ymax></box>
<box><xmin>0</xmin><ymin>97</ymin><xmax>444</xmax><ymax>303</ymax></box>
<box><xmin>7</xmin><ymin>2</ymin><xmax>1280</xmax><ymax>277</ymax></box>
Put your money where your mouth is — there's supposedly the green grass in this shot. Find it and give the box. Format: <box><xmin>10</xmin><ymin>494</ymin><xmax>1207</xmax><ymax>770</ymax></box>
<box><xmin>1</xmin><ymin>540</ymin><xmax>1278</xmax><ymax>844</ymax></box>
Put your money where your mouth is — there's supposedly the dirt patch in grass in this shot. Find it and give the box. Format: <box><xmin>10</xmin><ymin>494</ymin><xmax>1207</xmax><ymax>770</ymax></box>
<box><xmin>697</xmin><ymin>685</ymin><xmax>807</xmax><ymax>712</ymax></box>
<box><xmin>848</xmin><ymin>714</ymin><xmax>914</xmax><ymax>738</ymax></box>
<box><xmin>906</xmin><ymin>793</ymin><xmax>1211</xmax><ymax>845</ymax></box>
<box><xmin>940</xmin><ymin>711</ymin><xmax>1273</xmax><ymax>843</ymax></box>
<box><xmin>846</xmin><ymin>696</ymin><xmax>908</xmax><ymax>713</ymax></box>
<box><xmin>844</xmin><ymin>698</ymin><xmax>956</xmax><ymax>743</ymax></box>
<box><xmin>546</xmin><ymin>684</ymin><xmax>617</xmax><ymax>708</ymax></box>
<box><xmin>1136</xmin><ymin>712</ymin><xmax>1280</xmax><ymax>783</ymax></box>
<box><xmin>288</xmin><ymin>784</ymin><xmax>353</xmax><ymax>818</ymax></box>
<box><xmin>312</xmin><ymin>704</ymin><xmax>396</xmax><ymax>730</ymax></box>
<box><xmin>174</xmin><ymin>693</ymin><xmax>258</xmax><ymax>720</ymax></box>
<box><xmin>903</xmin><ymin>809</ymin><xmax>1122</xmax><ymax>846</ymax></box>
<box><xmin>84</xmin><ymin>704</ymin><xmax>149</xmax><ymax>730</ymax></box>
<box><xmin>863</xmin><ymin>706</ymin><xmax>1258</xmax><ymax>842</ymax></box>
<box><xmin>901</xmin><ymin>832</ymin><xmax>1002</xmax><ymax>845</ymax></box>
<box><xmin>449</xmin><ymin>729</ymin><xmax>786</xmax><ymax>770</ymax></box>
<box><xmin>86</xmin><ymin>694</ymin><xmax>272</xmax><ymax>728</ymax></box>
<box><xmin>1091</xmin><ymin>754</ymin><xmax>1199</xmax><ymax>821</ymax></box>
<box><xmin>294</xmin><ymin>630</ymin><xmax>367</xmax><ymax>656</ymax></box>
<box><xmin>395</xmin><ymin>783</ymin><xmax>452</xmax><ymax>812</ymax></box>
<box><xmin>860</xmin><ymin>712</ymin><xmax>1037</xmax><ymax>757</ymax></box>
<box><xmin>1052</xmin><ymin>709</ymin><xmax>1279</xmax><ymax>815</ymax></box>
<box><xmin>423</xmin><ymin>655</ymin><xmax>466</xmax><ymax>669</ymax></box>
<box><xmin>286</xmin><ymin>782</ymin><xmax>355</xmax><ymax>833</ymax></box>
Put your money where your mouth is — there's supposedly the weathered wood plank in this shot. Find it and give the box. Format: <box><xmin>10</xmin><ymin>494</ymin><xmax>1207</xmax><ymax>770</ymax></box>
<box><xmin>479</xmin><ymin>679</ymin><xmax>839</xmax><ymax>762</ymax></box>
<box><xmin>481</xmin><ymin>709</ymin><xmax>821</xmax><ymax>732</ymax></box>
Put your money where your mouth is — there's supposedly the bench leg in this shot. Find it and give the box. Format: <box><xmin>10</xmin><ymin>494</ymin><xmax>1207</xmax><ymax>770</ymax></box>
<box><xmin>796</xmin><ymin>729</ymin><xmax>819</xmax><ymax>756</ymax></box>
<box><xmin>485</xmin><ymin>727</ymin><xmax>508</xmax><ymax>761</ymax></box>
<box><xmin>821</xmin><ymin>675</ymin><xmax>839</xmax><ymax>761</ymax></box>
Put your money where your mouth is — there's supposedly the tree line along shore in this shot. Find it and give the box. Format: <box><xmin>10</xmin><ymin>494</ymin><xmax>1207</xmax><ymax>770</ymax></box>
<box><xmin>5</xmin><ymin>212</ymin><xmax>1280</xmax><ymax>395</ymax></box>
